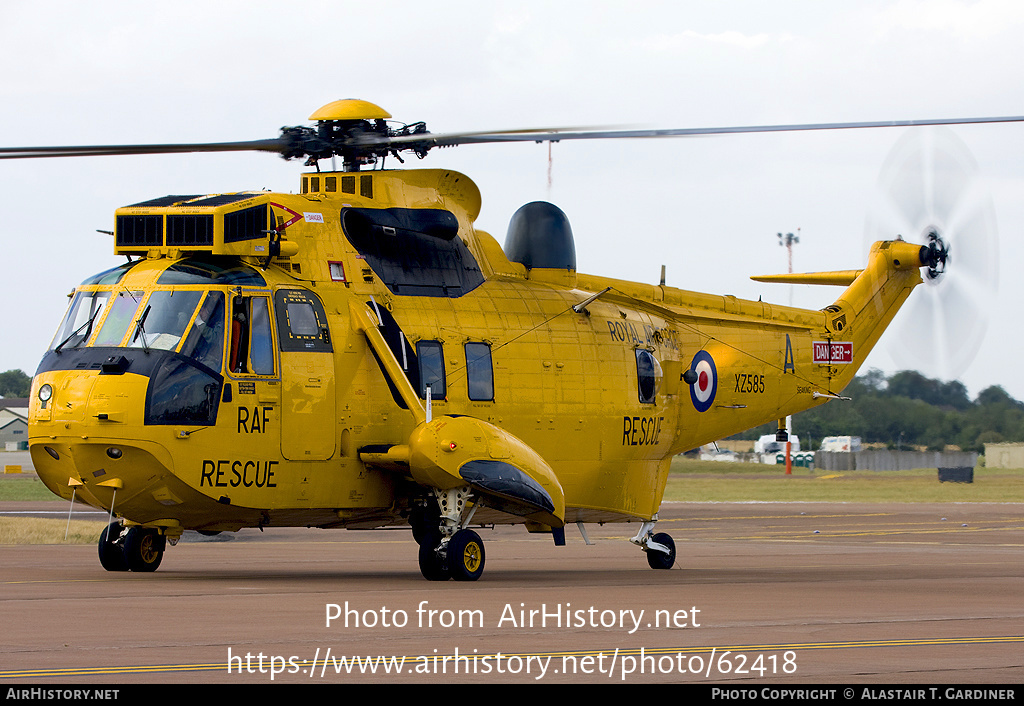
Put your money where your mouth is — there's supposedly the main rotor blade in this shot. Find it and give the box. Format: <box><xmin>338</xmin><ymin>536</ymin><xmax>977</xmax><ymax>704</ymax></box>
<box><xmin>0</xmin><ymin>138</ymin><xmax>290</xmax><ymax>160</ymax></box>
<box><xmin>380</xmin><ymin>115</ymin><xmax>1024</xmax><ymax>148</ymax></box>
<box><xmin>4</xmin><ymin>114</ymin><xmax>1023</xmax><ymax>163</ymax></box>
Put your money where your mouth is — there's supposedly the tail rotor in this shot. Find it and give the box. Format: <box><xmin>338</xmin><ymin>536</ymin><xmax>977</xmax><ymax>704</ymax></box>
<box><xmin>865</xmin><ymin>127</ymin><xmax>998</xmax><ymax>380</ymax></box>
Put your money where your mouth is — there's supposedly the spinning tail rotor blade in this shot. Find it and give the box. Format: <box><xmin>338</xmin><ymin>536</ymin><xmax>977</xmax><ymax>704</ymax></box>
<box><xmin>866</xmin><ymin>128</ymin><xmax>998</xmax><ymax>380</ymax></box>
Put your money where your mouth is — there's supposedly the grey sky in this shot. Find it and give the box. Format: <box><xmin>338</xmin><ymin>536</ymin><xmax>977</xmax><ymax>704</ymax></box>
<box><xmin>3</xmin><ymin>1</ymin><xmax>1023</xmax><ymax>400</ymax></box>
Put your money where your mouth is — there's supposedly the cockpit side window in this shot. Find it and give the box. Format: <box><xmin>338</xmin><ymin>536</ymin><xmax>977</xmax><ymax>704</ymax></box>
<box><xmin>250</xmin><ymin>297</ymin><xmax>274</xmax><ymax>375</ymax></box>
<box><xmin>180</xmin><ymin>291</ymin><xmax>226</xmax><ymax>373</ymax></box>
<box><xmin>229</xmin><ymin>294</ymin><xmax>276</xmax><ymax>376</ymax></box>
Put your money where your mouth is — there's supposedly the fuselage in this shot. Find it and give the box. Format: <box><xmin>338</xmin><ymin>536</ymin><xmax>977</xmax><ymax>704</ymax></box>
<box><xmin>27</xmin><ymin>168</ymin><xmax>924</xmax><ymax>540</ymax></box>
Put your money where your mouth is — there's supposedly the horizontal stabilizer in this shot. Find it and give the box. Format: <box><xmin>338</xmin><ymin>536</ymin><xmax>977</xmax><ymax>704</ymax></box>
<box><xmin>751</xmin><ymin>270</ymin><xmax>862</xmax><ymax>286</ymax></box>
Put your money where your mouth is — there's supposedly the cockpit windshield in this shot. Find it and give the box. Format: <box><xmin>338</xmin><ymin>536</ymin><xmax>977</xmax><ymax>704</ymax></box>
<box><xmin>93</xmin><ymin>290</ymin><xmax>144</xmax><ymax>347</ymax></box>
<box><xmin>50</xmin><ymin>286</ymin><xmax>226</xmax><ymax>369</ymax></box>
<box><xmin>50</xmin><ymin>291</ymin><xmax>111</xmax><ymax>352</ymax></box>
<box><xmin>127</xmin><ymin>290</ymin><xmax>203</xmax><ymax>351</ymax></box>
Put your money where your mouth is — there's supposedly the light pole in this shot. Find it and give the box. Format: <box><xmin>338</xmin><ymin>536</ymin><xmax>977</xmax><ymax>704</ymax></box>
<box><xmin>778</xmin><ymin>229</ymin><xmax>800</xmax><ymax>306</ymax></box>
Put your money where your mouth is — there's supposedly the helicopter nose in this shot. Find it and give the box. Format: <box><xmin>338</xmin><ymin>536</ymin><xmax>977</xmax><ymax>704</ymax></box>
<box><xmin>32</xmin><ymin>371</ymin><xmax>97</xmax><ymax>424</ymax></box>
<box><xmin>29</xmin><ymin>369</ymin><xmax>156</xmax><ymax>504</ymax></box>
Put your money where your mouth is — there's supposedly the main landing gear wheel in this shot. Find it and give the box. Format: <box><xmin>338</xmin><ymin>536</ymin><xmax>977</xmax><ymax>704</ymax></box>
<box><xmin>98</xmin><ymin>523</ymin><xmax>166</xmax><ymax>572</ymax></box>
<box><xmin>418</xmin><ymin>532</ymin><xmax>451</xmax><ymax>581</ymax></box>
<box><xmin>98</xmin><ymin>522</ymin><xmax>128</xmax><ymax>572</ymax></box>
<box><xmin>646</xmin><ymin>532</ymin><xmax>676</xmax><ymax>570</ymax></box>
<box><xmin>123</xmin><ymin>527</ymin><xmax>165</xmax><ymax>572</ymax></box>
<box><xmin>448</xmin><ymin>529</ymin><xmax>485</xmax><ymax>582</ymax></box>
<box><xmin>410</xmin><ymin>504</ymin><xmax>441</xmax><ymax>546</ymax></box>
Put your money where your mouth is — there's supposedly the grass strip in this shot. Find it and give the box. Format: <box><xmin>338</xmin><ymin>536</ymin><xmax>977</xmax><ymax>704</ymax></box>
<box><xmin>666</xmin><ymin>459</ymin><xmax>1024</xmax><ymax>503</ymax></box>
<box><xmin>0</xmin><ymin>517</ymin><xmax>105</xmax><ymax>545</ymax></box>
<box><xmin>2</xmin><ymin>462</ymin><xmax>1021</xmax><ymax>545</ymax></box>
<box><xmin>0</xmin><ymin>476</ymin><xmax>56</xmax><ymax>501</ymax></box>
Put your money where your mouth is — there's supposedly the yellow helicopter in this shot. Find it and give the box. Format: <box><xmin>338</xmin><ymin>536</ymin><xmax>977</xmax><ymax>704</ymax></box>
<box><xmin>6</xmin><ymin>100</ymin><xmax>1015</xmax><ymax>580</ymax></box>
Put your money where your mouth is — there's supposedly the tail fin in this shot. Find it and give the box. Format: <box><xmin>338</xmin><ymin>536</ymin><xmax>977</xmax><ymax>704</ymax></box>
<box><xmin>754</xmin><ymin>239</ymin><xmax>931</xmax><ymax>387</ymax></box>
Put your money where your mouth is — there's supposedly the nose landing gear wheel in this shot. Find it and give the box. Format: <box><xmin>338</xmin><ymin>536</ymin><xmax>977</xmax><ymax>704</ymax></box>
<box><xmin>448</xmin><ymin>529</ymin><xmax>485</xmax><ymax>582</ymax></box>
<box><xmin>123</xmin><ymin>527</ymin><xmax>165</xmax><ymax>572</ymax></box>
<box><xmin>646</xmin><ymin>532</ymin><xmax>676</xmax><ymax>570</ymax></box>
<box><xmin>98</xmin><ymin>522</ymin><xmax>128</xmax><ymax>572</ymax></box>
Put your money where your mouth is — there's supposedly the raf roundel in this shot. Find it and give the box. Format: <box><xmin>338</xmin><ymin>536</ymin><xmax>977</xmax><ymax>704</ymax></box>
<box><xmin>689</xmin><ymin>351</ymin><xmax>717</xmax><ymax>413</ymax></box>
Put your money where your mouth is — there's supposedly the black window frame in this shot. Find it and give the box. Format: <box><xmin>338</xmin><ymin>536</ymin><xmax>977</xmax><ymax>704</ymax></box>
<box><xmin>273</xmin><ymin>289</ymin><xmax>333</xmax><ymax>353</ymax></box>
<box><xmin>636</xmin><ymin>349</ymin><xmax>658</xmax><ymax>405</ymax></box>
<box><xmin>416</xmin><ymin>340</ymin><xmax>446</xmax><ymax>400</ymax></box>
<box><xmin>465</xmin><ymin>342</ymin><xmax>494</xmax><ymax>402</ymax></box>
<box><xmin>228</xmin><ymin>293</ymin><xmax>277</xmax><ymax>377</ymax></box>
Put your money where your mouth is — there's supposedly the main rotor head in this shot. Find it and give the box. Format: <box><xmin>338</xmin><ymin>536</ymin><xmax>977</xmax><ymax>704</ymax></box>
<box><xmin>286</xmin><ymin>99</ymin><xmax>430</xmax><ymax>170</ymax></box>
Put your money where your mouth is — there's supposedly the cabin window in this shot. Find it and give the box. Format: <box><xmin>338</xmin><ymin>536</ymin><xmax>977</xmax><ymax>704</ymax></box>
<box><xmin>417</xmin><ymin>341</ymin><xmax>445</xmax><ymax>399</ymax></box>
<box><xmin>636</xmin><ymin>349</ymin><xmax>661</xmax><ymax>404</ymax></box>
<box><xmin>465</xmin><ymin>342</ymin><xmax>494</xmax><ymax>401</ymax></box>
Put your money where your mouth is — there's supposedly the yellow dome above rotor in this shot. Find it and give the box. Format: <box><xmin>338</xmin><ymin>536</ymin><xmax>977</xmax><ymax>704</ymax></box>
<box><xmin>309</xmin><ymin>99</ymin><xmax>392</xmax><ymax>121</ymax></box>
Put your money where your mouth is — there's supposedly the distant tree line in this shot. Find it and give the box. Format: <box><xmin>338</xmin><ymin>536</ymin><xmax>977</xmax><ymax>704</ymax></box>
<box><xmin>0</xmin><ymin>370</ymin><xmax>30</xmax><ymax>398</ymax></box>
<box><xmin>731</xmin><ymin>370</ymin><xmax>1024</xmax><ymax>453</ymax></box>
<box><xmin>1</xmin><ymin>364</ymin><xmax>1020</xmax><ymax>453</ymax></box>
